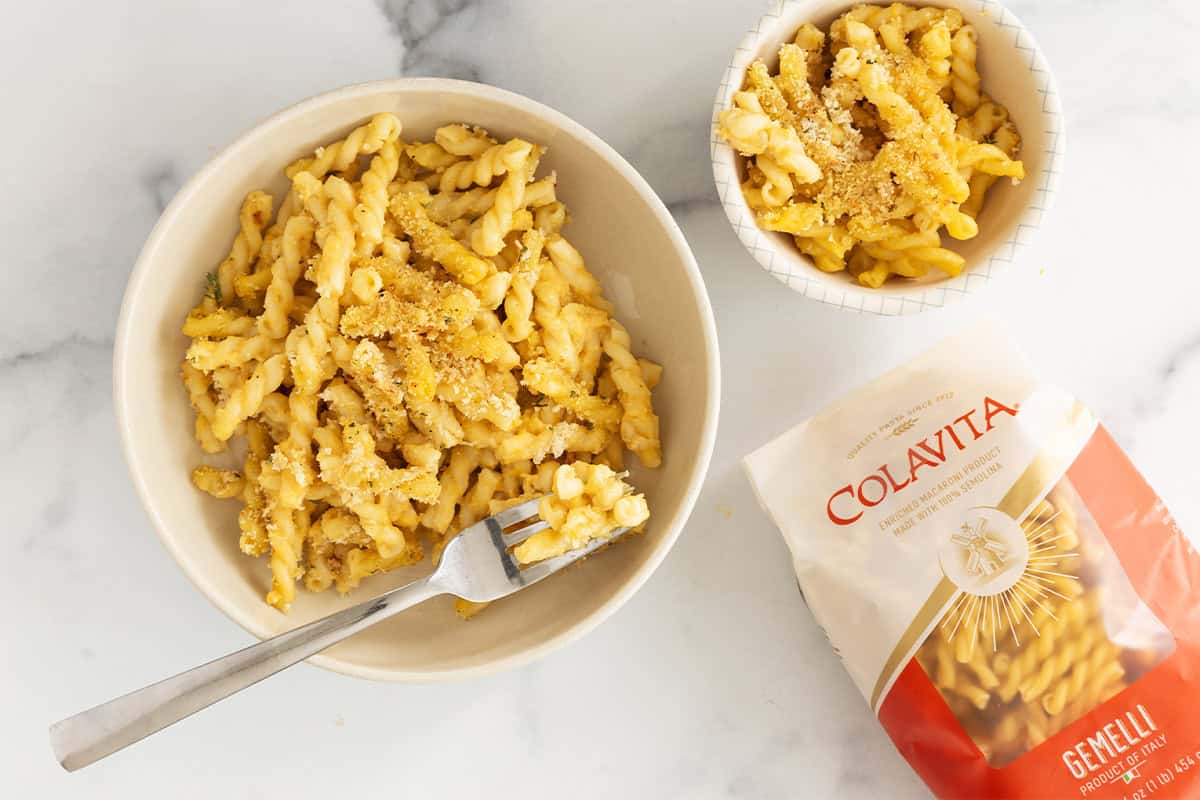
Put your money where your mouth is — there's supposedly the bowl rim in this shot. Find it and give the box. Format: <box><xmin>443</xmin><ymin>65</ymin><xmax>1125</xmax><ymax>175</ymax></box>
<box><xmin>113</xmin><ymin>77</ymin><xmax>721</xmax><ymax>682</ymax></box>
<box><xmin>709</xmin><ymin>0</ymin><xmax>1065</xmax><ymax>315</ymax></box>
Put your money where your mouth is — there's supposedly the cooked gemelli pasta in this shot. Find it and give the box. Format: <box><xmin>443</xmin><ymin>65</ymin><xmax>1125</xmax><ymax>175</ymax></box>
<box><xmin>470</xmin><ymin>148</ymin><xmax>536</xmax><ymax>256</ymax></box>
<box><xmin>433</xmin><ymin>123</ymin><xmax>495</xmax><ymax>158</ymax></box>
<box><xmin>604</xmin><ymin>320</ymin><xmax>662</xmax><ymax>468</ymax></box>
<box><xmin>718</xmin><ymin>3</ymin><xmax>1024</xmax><ymax>287</ymax></box>
<box><xmin>500</xmin><ymin>230</ymin><xmax>544</xmax><ymax>343</ymax></box>
<box><xmin>209</xmin><ymin>353</ymin><xmax>288</xmax><ymax>441</ymax></box>
<box><xmin>438</xmin><ymin>138</ymin><xmax>534</xmax><ymax>193</ymax></box>
<box><xmin>182</xmin><ymin>115</ymin><xmax>662</xmax><ymax>614</ymax></box>
<box><xmin>191</xmin><ymin>465</ymin><xmax>244</xmax><ymax>499</ymax></box>
<box><xmin>215</xmin><ymin>191</ymin><xmax>273</xmax><ymax>306</ymax></box>
<box><xmin>513</xmin><ymin>462</ymin><xmax>648</xmax><ymax>564</ymax></box>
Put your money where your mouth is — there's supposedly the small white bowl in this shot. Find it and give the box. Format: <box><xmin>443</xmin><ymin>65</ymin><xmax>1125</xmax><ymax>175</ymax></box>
<box><xmin>115</xmin><ymin>79</ymin><xmax>720</xmax><ymax>681</ymax></box>
<box><xmin>711</xmin><ymin>0</ymin><xmax>1064</xmax><ymax>315</ymax></box>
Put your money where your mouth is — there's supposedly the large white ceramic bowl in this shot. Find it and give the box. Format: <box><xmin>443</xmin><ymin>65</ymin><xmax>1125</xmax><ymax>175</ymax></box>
<box><xmin>115</xmin><ymin>79</ymin><xmax>720</xmax><ymax>681</ymax></box>
<box><xmin>711</xmin><ymin>0</ymin><xmax>1064</xmax><ymax>315</ymax></box>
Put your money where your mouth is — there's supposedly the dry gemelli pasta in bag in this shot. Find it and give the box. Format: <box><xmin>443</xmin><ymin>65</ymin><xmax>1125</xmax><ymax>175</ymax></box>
<box><xmin>745</xmin><ymin>326</ymin><xmax>1200</xmax><ymax>799</ymax></box>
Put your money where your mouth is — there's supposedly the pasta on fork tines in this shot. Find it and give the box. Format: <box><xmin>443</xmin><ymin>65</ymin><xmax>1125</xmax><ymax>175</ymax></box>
<box><xmin>182</xmin><ymin>114</ymin><xmax>660</xmax><ymax>616</ymax></box>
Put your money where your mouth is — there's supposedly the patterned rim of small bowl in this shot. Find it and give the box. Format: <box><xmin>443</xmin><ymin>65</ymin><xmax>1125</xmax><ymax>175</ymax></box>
<box><xmin>710</xmin><ymin>0</ymin><xmax>1065</xmax><ymax>315</ymax></box>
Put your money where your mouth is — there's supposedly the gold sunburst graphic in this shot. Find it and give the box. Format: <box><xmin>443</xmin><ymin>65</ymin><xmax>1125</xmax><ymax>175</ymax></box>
<box><xmin>939</xmin><ymin>507</ymin><xmax>1080</xmax><ymax>655</ymax></box>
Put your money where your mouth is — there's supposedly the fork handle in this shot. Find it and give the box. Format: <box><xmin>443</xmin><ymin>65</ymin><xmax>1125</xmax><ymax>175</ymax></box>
<box><xmin>49</xmin><ymin>576</ymin><xmax>443</xmax><ymax>771</ymax></box>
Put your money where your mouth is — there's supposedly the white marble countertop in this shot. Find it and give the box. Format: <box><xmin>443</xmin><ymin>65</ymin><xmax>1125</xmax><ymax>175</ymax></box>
<box><xmin>6</xmin><ymin>1</ymin><xmax>1199</xmax><ymax>797</ymax></box>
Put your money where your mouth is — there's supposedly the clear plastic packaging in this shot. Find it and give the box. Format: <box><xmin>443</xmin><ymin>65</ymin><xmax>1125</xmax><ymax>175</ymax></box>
<box><xmin>745</xmin><ymin>327</ymin><xmax>1200</xmax><ymax>798</ymax></box>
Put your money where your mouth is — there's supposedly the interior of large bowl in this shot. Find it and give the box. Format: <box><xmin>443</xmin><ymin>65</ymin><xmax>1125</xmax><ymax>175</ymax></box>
<box><xmin>116</xmin><ymin>80</ymin><xmax>718</xmax><ymax>679</ymax></box>
<box><xmin>712</xmin><ymin>0</ymin><xmax>1063</xmax><ymax>313</ymax></box>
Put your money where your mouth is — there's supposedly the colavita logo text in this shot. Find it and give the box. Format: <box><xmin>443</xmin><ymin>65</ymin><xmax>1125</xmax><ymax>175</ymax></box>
<box><xmin>825</xmin><ymin>397</ymin><xmax>1018</xmax><ymax>526</ymax></box>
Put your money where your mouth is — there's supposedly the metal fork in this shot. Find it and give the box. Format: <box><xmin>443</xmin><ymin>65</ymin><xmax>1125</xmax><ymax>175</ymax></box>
<box><xmin>49</xmin><ymin>497</ymin><xmax>629</xmax><ymax>771</ymax></box>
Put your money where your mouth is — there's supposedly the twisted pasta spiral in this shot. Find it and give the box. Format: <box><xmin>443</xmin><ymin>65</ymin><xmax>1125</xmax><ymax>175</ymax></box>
<box><xmin>286</xmin><ymin>113</ymin><xmax>401</xmax><ymax>179</ymax></box>
<box><xmin>438</xmin><ymin>138</ymin><xmax>533</xmax><ymax>193</ymax></box>
<box><xmin>604</xmin><ymin>320</ymin><xmax>662</xmax><ymax>468</ymax></box>
<box><xmin>210</xmin><ymin>354</ymin><xmax>287</xmax><ymax>441</ymax></box>
<box><xmin>216</xmin><ymin>191</ymin><xmax>273</xmax><ymax>305</ymax></box>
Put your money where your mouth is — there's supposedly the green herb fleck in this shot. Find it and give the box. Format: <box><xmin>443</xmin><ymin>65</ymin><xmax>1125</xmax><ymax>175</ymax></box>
<box><xmin>205</xmin><ymin>272</ymin><xmax>222</xmax><ymax>304</ymax></box>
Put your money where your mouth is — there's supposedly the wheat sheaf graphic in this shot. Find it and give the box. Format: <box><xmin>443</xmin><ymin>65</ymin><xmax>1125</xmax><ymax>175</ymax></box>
<box><xmin>890</xmin><ymin>417</ymin><xmax>919</xmax><ymax>438</ymax></box>
<box><xmin>939</xmin><ymin>506</ymin><xmax>1080</xmax><ymax>655</ymax></box>
<box><xmin>952</xmin><ymin>520</ymin><xmax>1008</xmax><ymax>578</ymax></box>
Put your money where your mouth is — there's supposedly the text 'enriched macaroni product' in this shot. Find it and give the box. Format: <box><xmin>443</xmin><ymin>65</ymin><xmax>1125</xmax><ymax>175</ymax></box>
<box><xmin>745</xmin><ymin>327</ymin><xmax>1200</xmax><ymax>799</ymax></box>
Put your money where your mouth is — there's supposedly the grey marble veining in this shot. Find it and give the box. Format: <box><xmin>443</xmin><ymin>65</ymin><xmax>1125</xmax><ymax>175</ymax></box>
<box><xmin>376</xmin><ymin>0</ymin><xmax>487</xmax><ymax>80</ymax></box>
<box><xmin>5</xmin><ymin>1</ymin><xmax>1200</xmax><ymax>798</ymax></box>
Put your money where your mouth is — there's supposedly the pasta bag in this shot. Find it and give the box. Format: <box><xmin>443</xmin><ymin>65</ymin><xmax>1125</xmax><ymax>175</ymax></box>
<box><xmin>745</xmin><ymin>326</ymin><xmax>1200</xmax><ymax>799</ymax></box>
